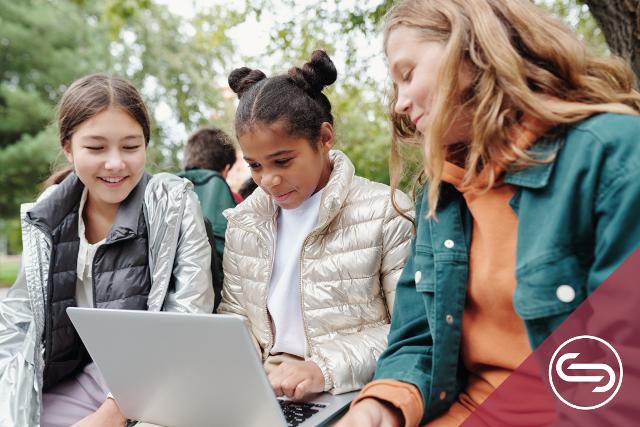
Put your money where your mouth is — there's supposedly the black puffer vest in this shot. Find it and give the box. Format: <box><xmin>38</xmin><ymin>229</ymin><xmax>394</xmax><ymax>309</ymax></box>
<box><xmin>26</xmin><ymin>173</ymin><xmax>152</xmax><ymax>391</ymax></box>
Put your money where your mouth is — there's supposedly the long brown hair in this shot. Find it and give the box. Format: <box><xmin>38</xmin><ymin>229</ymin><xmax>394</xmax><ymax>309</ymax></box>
<box><xmin>43</xmin><ymin>74</ymin><xmax>151</xmax><ymax>188</ymax></box>
<box><xmin>384</xmin><ymin>0</ymin><xmax>640</xmax><ymax>217</ymax></box>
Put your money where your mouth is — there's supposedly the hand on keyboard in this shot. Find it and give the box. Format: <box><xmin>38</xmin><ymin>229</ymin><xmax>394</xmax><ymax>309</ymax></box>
<box><xmin>269</xmin><ymin>360</ymin><xmax>325</xmax><ymax>400</ymax></box>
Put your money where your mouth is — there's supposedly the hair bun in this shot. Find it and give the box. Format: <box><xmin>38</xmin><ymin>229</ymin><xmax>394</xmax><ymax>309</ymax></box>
<box><xmin>228</xmin><ymin>67</ymin><xmax>267</xmax><ymax>98</ymax></box>
<box><xmin>288</xmin><ymin>50</ymin><xmax>337</xmax><ymax>95</ymax></box>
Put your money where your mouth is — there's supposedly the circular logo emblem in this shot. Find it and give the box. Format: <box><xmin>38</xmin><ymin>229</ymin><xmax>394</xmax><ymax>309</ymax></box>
<box><xmin>548</xmin><ymin>335</ymin><xmax>623</xmax><ymax>410</ymax></box>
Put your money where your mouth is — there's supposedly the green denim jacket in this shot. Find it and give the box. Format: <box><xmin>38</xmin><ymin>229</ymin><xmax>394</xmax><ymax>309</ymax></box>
<box><xmin>373</xmin><ymin>113</ymin><xmax>640</xmax><ymax>424</ymax></box>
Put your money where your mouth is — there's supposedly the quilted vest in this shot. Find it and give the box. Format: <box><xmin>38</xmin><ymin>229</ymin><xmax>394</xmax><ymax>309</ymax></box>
<box><xmin>26</xmin><ymin>173</ymin><xmax>152</xmax><ymax>391</ymax></box>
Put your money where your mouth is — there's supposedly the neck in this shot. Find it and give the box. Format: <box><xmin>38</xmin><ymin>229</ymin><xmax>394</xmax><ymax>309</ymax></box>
<box><xmin>446</xmin><ymin>141</ymin><xmax>470</xmax><ymax>168</ymax></box>
<box><xmin>83</xmin><ymin>193</ymin><xmax>119</xmax><ymax>244</ymax></box>
<box><xmin>312</xmin><ymin>157</ymin><xmax>333</xmax><ymax>195</ymax></box>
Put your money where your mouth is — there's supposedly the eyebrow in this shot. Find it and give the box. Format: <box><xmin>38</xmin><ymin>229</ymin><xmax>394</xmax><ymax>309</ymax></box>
<box><xmin>81</xmin><ymin>135</ymin><xmax>144</xmax><ymax>142</ymax></box>
<box><xmin>244</xmin><ymin>150</ymin><xmax>296</xmax><ymax>162</ymax></box>
<box><xmin>389</xmin><ymin>59</ymin><xmax>410</xmax><ymax>78</ymax></box>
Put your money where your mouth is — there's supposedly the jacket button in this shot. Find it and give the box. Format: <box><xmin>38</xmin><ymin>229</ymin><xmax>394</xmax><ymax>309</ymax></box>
<box><xmin>439</xmin><ymin>391</ymin><xmax>447</xmax><ymax>400</ymax></box>
<box><xmin>444</xmin><ymin>239</ymin><xmax>455</xmax><ymax>249</ymax></box>
<box><xmin>556</xmin><ymin>285</ymin><xmax>576</xmax><ymax>303</ymax></box>
<box><xmin>445</xmin><ymin>314</ymin><xmax>454</xmax><ymax>324</ymax></box>
<box><xmin>415</xmin><ymin>271</ymin><xmax>422</xmax><ymax>284</ymax></box>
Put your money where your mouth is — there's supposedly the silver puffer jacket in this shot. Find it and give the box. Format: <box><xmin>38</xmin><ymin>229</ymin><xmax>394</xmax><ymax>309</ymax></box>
<box><xmin>218</xmin><ymin>150</ymin><xmax>414</xmax><ymax>394</ymax></box>
<box><xmin>0</xmin><ymin>173</ymin><xmax>215</xmax><ymax>427</ymax></box>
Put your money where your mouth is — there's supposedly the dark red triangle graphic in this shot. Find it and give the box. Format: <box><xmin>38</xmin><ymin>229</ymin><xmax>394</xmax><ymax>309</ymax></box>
<box><xmin>461</xmin><ymin>245</ymin><xmax>640</xmax><ymax>426</ymax></box>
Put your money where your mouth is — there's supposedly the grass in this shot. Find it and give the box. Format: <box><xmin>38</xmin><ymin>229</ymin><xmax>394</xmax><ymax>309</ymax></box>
<box><xmin>0</xmin><ymin>257</ymin><xmax>19</xmax><ymax>287</ymax></box>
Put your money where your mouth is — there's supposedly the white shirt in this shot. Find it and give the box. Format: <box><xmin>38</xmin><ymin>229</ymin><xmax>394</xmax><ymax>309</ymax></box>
<box><xmin>75</xmin><ymin>188</ymin><xmax>106</xmax><ymax>308</ymax></box>
<box><xmin>268</xmin><ymin>189</ymin><xmax>324</xmax><ymax>357</ymax></box>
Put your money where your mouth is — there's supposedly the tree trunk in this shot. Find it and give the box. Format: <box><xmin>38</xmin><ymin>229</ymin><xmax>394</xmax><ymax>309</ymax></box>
<box><xmin>582</xmin><ymin>0</ymin><xmax>640</xmax><ymax>83</ymax></box>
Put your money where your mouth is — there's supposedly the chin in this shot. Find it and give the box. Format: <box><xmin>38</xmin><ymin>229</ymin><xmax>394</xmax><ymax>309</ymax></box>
<box><xmin>97</xmin><ymin>190</ymin><xmax>132</xmax><ymax>206</ymax></box>
<box><xmin>277</xmin><ymin>199</ymin><xmax>302</xmax><ymax>210</ymax></box>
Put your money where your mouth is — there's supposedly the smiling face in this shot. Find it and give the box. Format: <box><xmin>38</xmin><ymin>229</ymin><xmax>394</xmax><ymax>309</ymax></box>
<box><xmin>387</xmin><ymin>25</ymin><xmax>472</xmax><ymax>146</ymax></box>
<box><xmin>238</xmin><ymin>121</ymin><xmax>334</xmax><ymax>210</ymax></box>
<box><xmin>63</xmin><ymin>107</ymin><xmax>146</xmax><ymax>211</ymax></box>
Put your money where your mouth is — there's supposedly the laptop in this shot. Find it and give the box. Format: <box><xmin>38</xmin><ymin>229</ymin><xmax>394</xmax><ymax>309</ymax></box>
<box><xmin>67</xmin><ymin>307</ymin><xmax>357</xmax><ymax>427</ymax></box>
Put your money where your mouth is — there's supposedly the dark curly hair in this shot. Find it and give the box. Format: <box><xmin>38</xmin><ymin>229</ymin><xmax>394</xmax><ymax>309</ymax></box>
<box><xmin>183</xmin><ymin>126</ymin><xmax>237</xmax><ymax>172</ymax></box>
<box><xmin>228</xmin><ymin>50</ymin><xmax>337</xmax><ymax>148</ymax></box>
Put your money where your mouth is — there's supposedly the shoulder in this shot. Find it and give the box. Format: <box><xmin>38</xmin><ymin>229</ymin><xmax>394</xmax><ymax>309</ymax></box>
<box><xmin>224</xmin><ymin>186</ymin><xmax>273</xmax><ymax>226</ymax></box>
<box><xmin>143</xmin><ymin>173</ymin><xmax>197</xmax><ymax>219</ymax></box>
<box><xmin>346</xmin><ymin>176</ymin><xmax>413</xmax><ymax>220</ymax></box>
<box><xmin>206</xmin><ymin>174</ymin><xmax>232</xmax><ymax>193</ymax></box>
<box><xmin>178</xmin><ymin>169</ymin><xmax>224</xmax><ymax>187</ymax></box>
<box><xmin>37</xmin><ymin>185</ymin><xmax>59</xmax><ymax>203</ymax></box>
<box><xmin>539</xmin><ymin>113</ymin><xmax>640</xmax><ymax>207</ymax></box>
<box><xmin>20</xmin><ymin>184</ymin><xmax>58</xmax><ymax>215</ymax></box>
<box><xmin>146</xmin><ymin>173</ymin><xmax>193</xmax><ymax>197</ymax></box>
<box><xmin>569</xmin><ymin>112</ymin><xmax>640</xmax><ymax>141</ymax></box>
<box><xmin>564</xmin><ymin>113</ymin><xmax>640</xmax><ymax>168</ymax></box>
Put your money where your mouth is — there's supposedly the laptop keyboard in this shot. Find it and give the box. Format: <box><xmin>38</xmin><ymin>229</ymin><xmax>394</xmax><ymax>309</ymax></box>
<box><xmin>278</xmin><ymin>400</ymin><xmax>327</xmax><ymax>427</ymax></box>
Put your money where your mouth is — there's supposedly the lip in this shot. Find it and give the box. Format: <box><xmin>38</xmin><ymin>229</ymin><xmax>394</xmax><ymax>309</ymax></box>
<box><xmin>98</xmin><ymin>176</ymin><xmax>128</xmax><ymax>188</ymax></box>
<box><xmin>273</xmin><ymin>190</ymin><xmax>294</xmax><ymax>203</ymax></box>
<box><xmin>411</xmin><ymin>114</ymin><xmax>424</xmax><ymax>126</ymax></box>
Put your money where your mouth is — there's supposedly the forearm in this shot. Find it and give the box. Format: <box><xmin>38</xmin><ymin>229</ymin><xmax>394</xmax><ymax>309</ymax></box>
<box><xmin>352</xmin><ymin>380</ymin><xmax>424</xmax><ymax>427</ymax></box>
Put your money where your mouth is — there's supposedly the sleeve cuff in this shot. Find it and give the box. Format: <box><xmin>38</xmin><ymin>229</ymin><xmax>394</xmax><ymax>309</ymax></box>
<box><xmin>351</xmin><ymin>380</ymin><xmax>424</xmax><ymax>427</ymax></box>
<box><xmin>309</xmin><ymin>352</ymin><xmax>334</xmax><ymax>392</ymax></box>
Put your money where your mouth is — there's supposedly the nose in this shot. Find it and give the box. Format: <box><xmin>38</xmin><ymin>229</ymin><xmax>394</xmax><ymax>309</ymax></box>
<box><xmin>394</xmin><ymin>88</ymin><xmax>411</xmax><ymax>115</ymax></box>
<box><xmin>260</xmin><ymin>170</ymin><xmax>282</xmax><ymax>190</ymax></box>
<box><xmin>104</xmin><ymin>148</ymin><xmax>125</xmax><ymax>171</ymax></box>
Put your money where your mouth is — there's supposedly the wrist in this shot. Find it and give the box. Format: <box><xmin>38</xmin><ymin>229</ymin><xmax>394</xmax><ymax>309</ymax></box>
<box><xmin>308</xmin><ymin>355</ymin><xmax>332</xmax><ymax>391</ymax></box>
<box><xmin>360</xmin><ymin>397</ymin><xmax>405</xmax><ymax>427</ymax></box>
<box><xmin>101</xmin><ymin>397</ymin><xmax>127</xmax><ymax>425</ymax></box>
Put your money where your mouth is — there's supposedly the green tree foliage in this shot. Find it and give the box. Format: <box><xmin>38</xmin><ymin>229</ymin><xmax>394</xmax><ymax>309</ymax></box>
<box><xmin>0</xmin><ymin>0</ymin><xmax>617</xmax><ymax>229</ymax></box>
<box><xmin>536</xmin><ymin>0</ymin><xmax>607</xmax><ymax>54</ymax></box>
<box><xmin>102</xmin><ymin>2</ymin><xmax>245</xmax><ymax>170</ymax></box>
<box><xmin>0</xmin><ymin>1</ymin><xmax>108</xmax><ymax>100</ymax></box>
<box><xmin>0</xmin><ymin>126</ymin><xmax>60</xmax><ymax>218</ymax></box>
<box><xmin>0</xmin><ymin>0</ymin><xmax>243</xmax><ymax>222</ymax></box>
<box><xmin>0</xmin><ymin>84</ymin><xmax>53</xmax><ymax>145</ymax></box>
<box><xmin>0</xmin><ymin>0</ymin><xmax>112</xmax><ymax>219</ymax></box>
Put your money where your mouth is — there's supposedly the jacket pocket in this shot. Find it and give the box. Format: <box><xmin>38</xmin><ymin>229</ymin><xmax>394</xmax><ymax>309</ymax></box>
<box><xmin>514</xmin><ymin>253</ymin><xmax>587</xmax><ymax>320</ymax></box>
<box><xmin>414</xmin><ymin>245</ymin><xmax>435</xmax><ymax>293</ymax></box>
<box><xmin>414</xmin><ymin>245</ymin><xmax>436</xmax><ymax>324</ymax></box>
<box><xmin>514</xmin><ymin>254</ymin><xmax>590</xmax><ymax>346</ymax></box>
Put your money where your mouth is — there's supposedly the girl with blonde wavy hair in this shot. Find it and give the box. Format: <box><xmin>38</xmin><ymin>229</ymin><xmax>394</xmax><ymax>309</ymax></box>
<box><xmin>338</xmin><ymin>0</ymin><xmax>640</xmax><ymax>426</ymax></box>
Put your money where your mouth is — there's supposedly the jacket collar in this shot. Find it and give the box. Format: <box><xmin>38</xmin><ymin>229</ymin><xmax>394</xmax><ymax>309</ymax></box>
<box><xmin>27</xmin><ymin>172</ymin><xmax>84</xmax><ymax>233</ymax></box>
<box><xmin>178</xmin><ymin>168</ymin><xmax>221</xmax><ymax>185</ymax></box>
<box><xmin>503</xmin><ymin>137</ymin><xmax>561</xmax><ymax>189</ymax></box>
<box><xmin>27</xmin><ymin>172</ymin><xmax>151</xmax><ymax>240</ymax></box>
<box><xmin>227</xmin><ymin>150</ymin><xmax>354</xmax><ymax>230</ymax></box>
<box><xmin>107</xmin><ymin>172</ymin><xmax>150</xmax><ymax>242</ymax></box>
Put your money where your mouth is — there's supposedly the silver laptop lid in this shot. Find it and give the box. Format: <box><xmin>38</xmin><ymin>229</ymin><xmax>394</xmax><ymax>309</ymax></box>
<box><xmin>67</xmin><ymin>308</ymin><xmax>287</xmax><ymax>427</ymax></box>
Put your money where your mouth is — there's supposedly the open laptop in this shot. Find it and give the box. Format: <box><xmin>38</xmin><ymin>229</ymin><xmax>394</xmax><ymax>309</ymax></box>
<box><xmin>67</xmin><ymin>307</ymin><xmax>357</xmax><ymax>427</ymax></box>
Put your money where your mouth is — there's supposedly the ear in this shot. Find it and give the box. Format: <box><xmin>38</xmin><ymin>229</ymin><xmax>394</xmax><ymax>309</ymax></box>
<box><xmin>62</xmin><ymin>139</ymin><xmax>73</xmax><ymax>164</ymax></box>
<box><xmin>221</xmin><ymin>163</ymin><xmax>232</xmax><ymax>178</ymax></box>
<box><xmin>318</xmin><ymin>122</ymin><xmax>335</xmax><ymax>153</ymax></box>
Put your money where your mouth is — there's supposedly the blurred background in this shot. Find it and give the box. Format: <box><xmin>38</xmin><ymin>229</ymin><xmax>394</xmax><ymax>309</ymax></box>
<box><xmin>0</xmin><ymin>0</ymin><xmax>630</xmax><ymax>292</ymax></box>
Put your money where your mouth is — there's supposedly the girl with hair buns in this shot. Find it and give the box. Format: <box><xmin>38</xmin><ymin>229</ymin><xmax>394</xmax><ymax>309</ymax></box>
<box><xmin>0</xmin><ymin>74</ymin><xmax>214</xmax><ymax>427</ymax></box>
<box><xmin>218</xmin><ymin>50</ymin><xmax>413</xmax><ymax>400</ymax></box>
<box><xmin>338</xmin><ymin>0</ymin><xmax>640</xmax><ymax>426</ymax></box>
